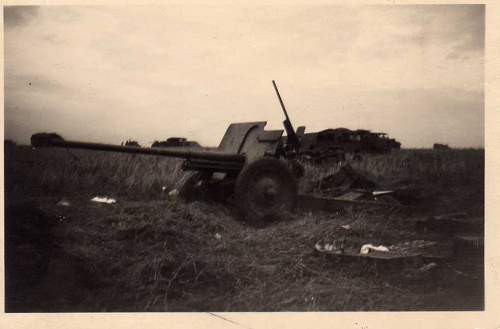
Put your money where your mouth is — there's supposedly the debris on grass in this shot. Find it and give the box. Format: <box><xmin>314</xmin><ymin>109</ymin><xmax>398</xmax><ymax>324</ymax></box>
<box><xmin>168</xmin><ymin>189</ymin><xmax>179</xmax><ymax>197</ymax></box>
<box><xmin>319</xmin><ymin>164</ymin><xmax>378</xmax><ymax>191</ymax></box>
<box><xmin>315</xmin><ymin>237</ymin><xmax>451</xmax><ymax>262</ymax></box>
<box><xmin>335</xmin><ymin>191</ymin><xmax>366</xmax><ymax>201</ymax></box>
<box><xmin>403</xmin><ymin>262</ymin><xmax>439</xmax><ymax>280</ymax></box>
<box><xmin>372</xmin><ymin>190</ymin><xmax>394</xmax><ymax>196</ymax></box>
<box><xmin>308</xmin><ymin>164</ymin><xmax>404</xmax><ymax>208</ymax></box>
<box><xmin>90</xmin><ymin>196</ymin><xmax>116</xmax><ymax>204</ymax></box>
<box><xmin>315</xmin><ymin>240</ymin><xmax>345</xmax><ymax>254</ymax></box>
<box><xmin>57</xmin><ymin>215</ymin><xmax>68</xmax><ymax>223</ymax></box>
<box><xmin>57</xmin><ymin>199</ymin><xmax>71</xmax><ymax>207</ymax></box>
<box><xmin>360</xmin><ymin>244</ymin><xmax>389</xmax><ymax>255</ymax></box>
<box><xmin>418</xmin><ymin>262</ymin><xmax>438</xmax><ymax>273</ymax></box>
<box><xmin>386</xmin><ymin>240</ymin><xmax>455</xmax><ymax>259</ymax></box>
<box><xmin>387</xmin><ymin>240</ymin><xmax>437</xmax><ymax>255</ymax></box>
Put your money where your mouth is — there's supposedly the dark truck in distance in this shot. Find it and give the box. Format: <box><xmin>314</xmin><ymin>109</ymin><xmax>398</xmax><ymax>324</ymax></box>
<box><xmin>152</xmin><ymin>137</ymin><xmax>200</xmax><ymax>148</ymax></box>
<box><xmin>297</xmin><ymin>128</ymin><xmax>401</xmax><ymax>162</ymax></box>
<box><xmin>433</xmin><ymin>143</ymin><xmax>451</xmax><ymax>150</ymax></box>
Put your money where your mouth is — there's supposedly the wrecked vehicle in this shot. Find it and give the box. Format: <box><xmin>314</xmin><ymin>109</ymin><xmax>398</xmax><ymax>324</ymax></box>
<box><xmin>298</xmin><ymin>128</ymin><xmax>401</xmax><ymax>162</ymax></box>
<box><xmin>433</xmin><ymin>143</ymin><xmax>451</xmax><ymax>150</ymax></box>
<box><xmin>152</xmin><ymin>137</ymin><xmax>201</xmax><ymax>148</ymax></box>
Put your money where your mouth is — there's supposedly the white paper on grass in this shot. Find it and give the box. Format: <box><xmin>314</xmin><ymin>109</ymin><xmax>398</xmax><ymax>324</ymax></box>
<box><xmin>57</xmin><ymin>199</ymin><xmax>71</xmax><ymax>207</ymax></box>
<box><xmin>372</xmin><ymin>190</ymin><xmax>394</xmax><ymax>196</ymax></box>
<box><xmin>168</xmin><ymin>189</ymin><xmax>179</xmax><ymax>196</ymax></box>
<box><xmin>91</xmin><ymin>196</ymin><xmax>117</xmax><ymax>204</ymax></box>
<box><xmin>359</xmin><ymin>244</ymin><xmax>390</xmax><ymax>255</ymax></box>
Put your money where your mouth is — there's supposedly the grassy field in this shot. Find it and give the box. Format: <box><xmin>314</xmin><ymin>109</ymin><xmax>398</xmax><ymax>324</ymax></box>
<box><xmin>4</xmin><ymin>145</ymin><xmax>484</xmax><ymax>311</ymax></box>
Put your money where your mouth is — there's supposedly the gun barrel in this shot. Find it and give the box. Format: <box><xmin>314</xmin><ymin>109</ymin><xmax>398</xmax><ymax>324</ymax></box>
<box><xmin>31</xmin><ymin>133</ymin><xmax>246</xmax><ymax>163</ymax></box>
<box><xmin>272</xmin><ymin>81</ymin><xmax>299</xmax><ymax>149</ymax></box>
<box><xmin>272</xmin><ymin>80</ymin><xmax>291</xmax><ymax>122</ymax></box>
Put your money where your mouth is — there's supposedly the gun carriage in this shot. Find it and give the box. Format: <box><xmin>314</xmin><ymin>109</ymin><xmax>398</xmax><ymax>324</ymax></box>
<box><xmin>31</xmin><ymin>81</ymin><xmax>305</xmax><ymax>222</ymax></box>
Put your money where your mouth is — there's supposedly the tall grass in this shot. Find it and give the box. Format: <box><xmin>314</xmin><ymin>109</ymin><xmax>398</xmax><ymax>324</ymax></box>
<box><xmin>5</xmin><ymin>146</ymin><xmax>484</xmax><ymax>199</ymax></box>
<box><xmin>5</xmin><ymin>147</ymin><xmax>188</xmax><ymax>199</ymax></box>
<box><xmin>351</xmin><ymin>149</ymin><xmax>484</xmax><ymax>187</ymax></box>
<box><xmin>300</xmin><ymin>149</ymin><xmax>484</xmax><ymax>193</ymax></box>
<box><xmin>4</xmin><ymin>145</ymin><xmax>485</xmax><ymax>311</ymax></box>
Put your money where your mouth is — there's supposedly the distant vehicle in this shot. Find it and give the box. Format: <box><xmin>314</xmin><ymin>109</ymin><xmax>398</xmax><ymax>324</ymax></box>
<box><xmin>123</xmin><ymin>140</ymin><xmax>141</xmax><ymax>147</ymax></box>
<box><xmin>433</xmin><ymin>143</ymin><xmax>451</xmax><ymax>150</ymax></box>
<box><xmin>151</xmin><ymin>137</ymin><xmax>201</xmax><ymax>148</ymax></box>
<box><xmin>298</xmin><ymin>128</ymin><xmax>401</xmax><ymax>162</ymax></box>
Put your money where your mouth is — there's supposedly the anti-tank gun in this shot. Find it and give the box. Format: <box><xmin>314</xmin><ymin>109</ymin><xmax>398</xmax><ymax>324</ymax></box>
<box><xmin>31</xmin><ymin>81</ymin><xmax>306</xmax><ymax>223</ymax></box>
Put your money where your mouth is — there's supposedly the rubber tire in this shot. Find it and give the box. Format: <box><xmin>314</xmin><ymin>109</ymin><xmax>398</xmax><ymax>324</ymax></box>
<box><xmin>235</xmin><ymin>158</ymin><xmax>297</xmax><ymax>223</ymax></box>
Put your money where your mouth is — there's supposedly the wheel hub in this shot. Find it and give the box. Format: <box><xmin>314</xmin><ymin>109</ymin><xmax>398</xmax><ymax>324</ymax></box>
<box><xmin>256</xmin><ymin>178</ymin><xmax>278</xmax><ymax>201</ymax></box>
<box><xmin>249</xmin><ymin>173</ymin><xmax>288</xmax><ymax>210</ymax></box>
<box><xmin>235</xmin><ymin>158</ymin><xmax>297</xmax><ymax>222</ymax></box>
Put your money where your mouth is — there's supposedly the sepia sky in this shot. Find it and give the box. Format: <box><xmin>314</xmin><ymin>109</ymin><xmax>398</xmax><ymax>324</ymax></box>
<box><xmin>4</xmin><ymin>5</ymin><xmax>484</xmax><ymax>148</ymax></box>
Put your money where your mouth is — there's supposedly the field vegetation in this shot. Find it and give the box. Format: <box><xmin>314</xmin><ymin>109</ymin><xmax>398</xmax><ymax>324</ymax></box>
<box><xmin>4</xmin><ymin>145</ymin><xmax>484</xmax><ymax>311</ymax></box>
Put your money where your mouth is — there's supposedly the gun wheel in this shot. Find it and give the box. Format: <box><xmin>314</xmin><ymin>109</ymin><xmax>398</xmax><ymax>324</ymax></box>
<box><xmin>235</xmin><ymin>158</ymin><xmax>297</xmax><ymax>223</ymax></box>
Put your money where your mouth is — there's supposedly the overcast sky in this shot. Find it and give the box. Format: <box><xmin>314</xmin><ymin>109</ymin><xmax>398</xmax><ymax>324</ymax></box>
<box><xmin>4</xmin><ymin>5</ymin><xmax>484</xmax><ymax>148</ymax></box>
